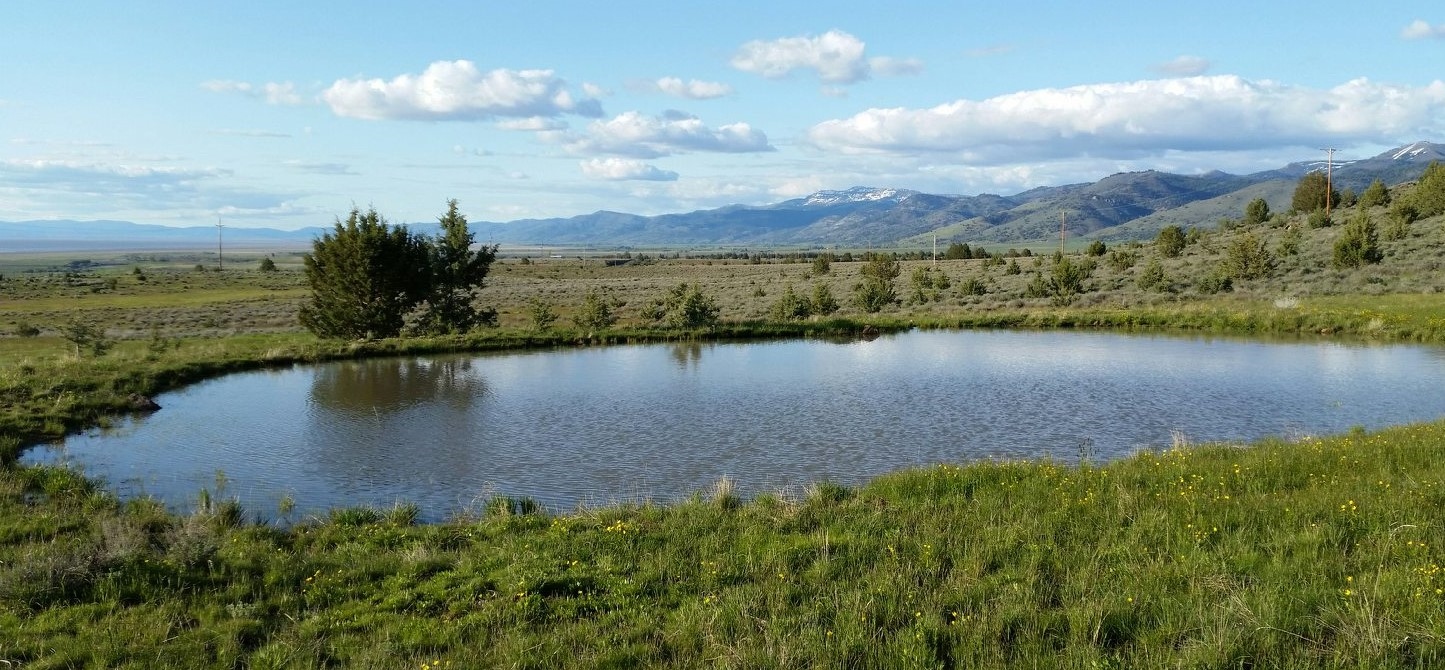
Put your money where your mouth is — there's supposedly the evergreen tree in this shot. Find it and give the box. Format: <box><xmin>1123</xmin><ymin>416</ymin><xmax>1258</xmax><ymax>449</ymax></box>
<box><xmin>1412</xmin><ymin>161</ymin><xmax>1445</xmax><ymax>218</ymax></box>
<box><xmin>1222</xmin><ymin>232</ymin><xmax>1276</xmax><ymax>281</ymax></box>
<box><xmin>1291</xmin><ymin>171</ymin><xmax>1340</xmax><ymax>213</ymax></box>
<box><xmin>410</xmin><ymin>200</ymin><xmax>498</xmax><ymax>334</ymax></box>
<box><xmin>299</xmin><ymin>207</ymin><xmax>433</xmax><ymax>339</ymax></box>
<box><xmin>1332</xmin><ymin>212</ymin><xmax>1383</xmax><ymax>269</ymax></box>
<box><xmin>1155</xmin><ymin>225</ymin><xmax>1187</xmax><ymax>258</ymax></box>
<box><xmin>1359</xmin><ymin>178</ymin><xmax>1391</xmax><ymax>208</ymax></box>
<box><xmin>1242</xmin><ymin>198</ymin><xmax>1271</xmax><ymax>226</ymax></box>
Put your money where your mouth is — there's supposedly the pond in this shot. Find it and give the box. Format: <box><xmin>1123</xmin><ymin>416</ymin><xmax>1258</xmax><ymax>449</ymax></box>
<box><xmin>23</xmin><ymin>329</ymin><xmax>1445</xmax><ymax>521</ymax></box>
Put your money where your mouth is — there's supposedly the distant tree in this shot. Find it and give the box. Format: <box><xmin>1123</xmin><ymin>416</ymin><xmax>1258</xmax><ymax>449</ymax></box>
<box><xmin>971</xmin><ymin>246</ymin><xmax>992</xmax><ymax>260</ymax></box>
<box><xmin>1085</xmin><ymin>240</ymin><xmax>1107</xmax><ymax>256</ymax></box>
<box><xmin>1155</xmin><ymin>225</ymin><xmax>1187</xmax><ymax>258</ymax></box>
<box><xmin>852</xmin><ymin>254</ymin><xmax>900</xmax><ymax>313</ymax></box>
<box><xmin>1242</xmin><ymin>198</ymin><xmax>1271</xmax><ymax>227</ymax></box>
<box><xmin>62</xmin><ymin>319</ymin><xmax>111</xmax><ymax>357</ymax></box>
<box><xmin>1291</xmin><ymin>171</ymin><xmax>1340</xmax><ymax>213</ymax></box>
<box><xmin>1005</xmin><ymin>258</ymin><xmax>1022</xmax><ymax>275</ymax></box>
<box><xmin>299</xmin><ymin>206</ymin><xmax>433</xmax><ymax>339</ymax></box>
<box><xmin>1222</xmin><ymin>232</ymin><xmax>1276</xmax><ymax>281</ymax></box>
<box><xmin>258</xmin><ymin>257</ymin><xmax>278</xmax><ymax>272</ymax></box>
<box><xmin>943</xmin><ymin>242</ymin><xmax>972</xmax><ymax>260</ymax></box>
<box><xmin>1332</xmin><ymin>211</ymin><xmax>1383</xmax><ymax>269</ymax></box>
<box><xmin>811</xmin><ymin>251</ymin><xmax>833</xmax><ymax>276</ymax></box>
<box><xmin>572</xmin><ymin>288</ymin><xmax>617</xmax><ymax>331</ymax></box>
<box><xmin>1277</xmin><ymin>225</ymin><xmax>1303</xmax><ymax>256</ymax></box>
<box><xmin>1338</xmin><ymin>188</ymin><xmax>1357</xmax><ymax>209</ymax></box>
<box><xmin>770</xmin><ymin>285</ymin><xmax>813</xmax><ymax>321</ymax></box>
<box><xmin>1359</xmin><ymin>178</ymin><xmax>1391</xmax><ymax>208</ymax></box>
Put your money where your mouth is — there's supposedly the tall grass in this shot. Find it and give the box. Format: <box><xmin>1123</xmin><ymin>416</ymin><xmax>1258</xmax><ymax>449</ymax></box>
<box><xmin>5</xmin><ymin>422</ymin><xmax>1445</xmax><ymax>667</ymax></box>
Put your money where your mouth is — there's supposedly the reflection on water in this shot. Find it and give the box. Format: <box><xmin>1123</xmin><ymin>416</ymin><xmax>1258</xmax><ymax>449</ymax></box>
<box><xmin>23</xmin><ymin>330</ymin><xmax>1445</xmax><ymax>522</ymax></box>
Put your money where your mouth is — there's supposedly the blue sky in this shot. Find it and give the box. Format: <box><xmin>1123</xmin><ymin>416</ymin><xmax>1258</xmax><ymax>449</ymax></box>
<box><xmin>2</xmin><ymin>1</ymin><xmax>1443</xmax><ymax>231</ymax></box>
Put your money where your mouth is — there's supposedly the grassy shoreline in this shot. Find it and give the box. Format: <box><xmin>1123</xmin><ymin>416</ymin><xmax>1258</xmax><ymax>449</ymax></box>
<box><xmin>4</xmin><ymin>297</ymin><xmax>1445</xmax><ymax>667</ymax></box>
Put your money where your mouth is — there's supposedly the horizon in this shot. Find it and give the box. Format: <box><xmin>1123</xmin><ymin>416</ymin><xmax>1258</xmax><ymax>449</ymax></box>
<box><xmin>2</xmin><ymin>3</ymin><xmax>1444</xmax><ymax>231</ymax></box>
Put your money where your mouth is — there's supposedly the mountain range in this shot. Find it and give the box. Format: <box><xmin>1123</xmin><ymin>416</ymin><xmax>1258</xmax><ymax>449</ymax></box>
<box><xmin>3</xmin><ymin>142</ymin><xmax>1441</xmax><ymax>252</ymax></box>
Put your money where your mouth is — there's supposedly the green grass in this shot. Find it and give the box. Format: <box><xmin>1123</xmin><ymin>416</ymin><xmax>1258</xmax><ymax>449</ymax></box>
<box><xmin>5</xmin><ymin>422</ymin><xmax>1445</xmax><ymax>667</ymax></box>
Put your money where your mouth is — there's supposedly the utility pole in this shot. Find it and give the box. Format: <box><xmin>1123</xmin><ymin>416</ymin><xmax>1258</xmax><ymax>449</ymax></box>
<box><xmin>216</xmin><ymin>216</ymin><xmax>224</xmax><ymax>271</ymax></box>
<box><xmin>1059</xmin><ymin>210</ymin><xmax>1067</xmax><ymax>251</ymax></box>
<box><xmin>932</xmin><ymin>234</ymin><xmax>937</xmax><ymax>268</ymax></box>
<box><xmin>1324</xmin><ymin>148</ymin><xmax>1338</xmax><ymax>216</ymax></box>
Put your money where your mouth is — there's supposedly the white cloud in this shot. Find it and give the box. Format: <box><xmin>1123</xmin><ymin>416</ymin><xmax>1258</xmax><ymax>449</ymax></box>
<box><xmin>654</xmin><ymin>77</ymin><xmax>734</xmax><ymax>100</ymax></box>
<box><xmin>496</xmin><ymin>117</ymin><xmax>569</xmax><ymax>131</ymax></box>
<box><xmin>1402</xmin><ymin>19</ymin><xmax>1445</xmax><ymax>40</ymax></box>
<box><xmin>731</xmin><ymin>30</ymin><xmax>917</xmax><ymax>85</ymax></box>
<box><xmin>579</xmin><ymin>158</ymin><xmax>679</xmax><ymax>181</ymax></box>
<box><xmin>582</xmin><ymin>82</ymin><xmax>611</xmax><ymax>98</ymax></box>
<box><xmin>807</xmin><ymin>75</ymin><xmax>1445</xmax><ymax>162</ymax></box>
<box><xmin>1152</xmin><ymin>55</ymin><xmax>1211</xmax><ymax>77</ymax></box>
<box><xmin>201</xmin><ymin>80</ymin><xmax>303</xmax><ymax>105</ymax></box>
<box><xmin>0</xmin><ymin>159</ymin><xmax>294</xmax><ymax>214</ymax></box>
<box><xmin>320</xmin><ymin>61</ymin><xmax>603</xmax><ymax>121</ymax></box>
<box><xmin>565</xmin><ymin>111</ymin><xmax>774</xmax><ymax>158</ymax></box>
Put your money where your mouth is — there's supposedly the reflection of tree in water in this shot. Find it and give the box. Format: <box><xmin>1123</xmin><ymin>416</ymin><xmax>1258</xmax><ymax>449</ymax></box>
<box><xmin>669</xmin><ymin>342</ymin><xmax>705</xmax><ymax>369</ymax></box>
<box><xmin>309</xmin><ymin>356</ymin><xmax>487</xmax><ymax>415</ymax></box>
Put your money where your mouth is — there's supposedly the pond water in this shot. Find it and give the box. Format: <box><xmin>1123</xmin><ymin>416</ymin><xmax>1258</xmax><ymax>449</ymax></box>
<box><xmin>23</xmin><ymin>330</ymin><xmax>1445</xmax><ymax>521</ymax></box>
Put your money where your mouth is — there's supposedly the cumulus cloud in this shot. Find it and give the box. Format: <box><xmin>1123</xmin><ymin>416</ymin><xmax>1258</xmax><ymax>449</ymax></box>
<box><xmin>579</xmin><ymin>158</ymin><xmax>679</xmax><ymax>181</ymax></box>
<box><xmin>565</xmin><ymin>111</ymin><xmax>774</xmax><ymax>158</ymax></box>
<box><xmin>201</xmin><ymin>80</ymin><xmax>304</xmax><ymax>105</ymax></box>
<box><xmin>1152</xmin><ymin>55</ymin><xmax>1211</xmax><ymax>77</ymax></box>
<box><xmin>1402</xmin><ymin>19</ymin><xmax>1445</xmax><ymax>40</ymax></box>
<box><xmin>731</xmin><ymin>30</ymin><xmax>918</xmax><ymax>84</ymax></box>
<box><xmin>807</xmin><ymin>75</ymin><xmax>1445</xmax><ymax>162</ymax></box>
<box><xmin>321</xmin><ymin>61</ymin><xmax>603</xmax><ymax>121</ymax></box>
<box><xmin>654</xmin><ymin>77</ymin><xmax>734</xmax><ymax>100</ymax></box>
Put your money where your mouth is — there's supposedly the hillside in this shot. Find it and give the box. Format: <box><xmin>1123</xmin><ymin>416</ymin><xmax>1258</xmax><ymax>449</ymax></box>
<box><xmin>4</xmin><ymin>142</ymin><xmax>1441</xmax><ymax>252</ymax></box>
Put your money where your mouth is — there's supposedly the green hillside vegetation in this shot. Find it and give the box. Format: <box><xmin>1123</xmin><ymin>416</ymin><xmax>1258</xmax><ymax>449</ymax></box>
<box><xmin>2</xmin><ymin>171</ymin><xmax>1445</xmax><ymax>667</ymax></box>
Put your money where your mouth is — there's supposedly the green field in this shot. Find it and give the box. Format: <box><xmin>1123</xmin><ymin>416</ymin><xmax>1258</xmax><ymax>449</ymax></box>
<box><xmin>3</xmin><ymin>198</ymin><xmax>1445</xmax><ymax>667</ymax></box>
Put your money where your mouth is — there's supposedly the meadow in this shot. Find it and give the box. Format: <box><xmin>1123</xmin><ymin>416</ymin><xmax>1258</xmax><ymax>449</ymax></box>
<box><xmin>2</xmin><ymin>196</ymin><xmax>1445</xmax><ymax>667</ymax></box>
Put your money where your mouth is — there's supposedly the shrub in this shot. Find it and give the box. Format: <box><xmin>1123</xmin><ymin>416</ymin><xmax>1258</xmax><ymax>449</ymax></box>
<box><xmin>527</xmin><ymin>299</ymin><xmax>558</xmax><ymax>331</ymax></box>
<box><xmin>1307</xmin><ymin>210</ymin><xmax>1333</xmax><ymax>228</ymax></box>
<box><xmin>906</xmin><ymin>266</ymin><xmax>950</xmax><ymax>304</ymax></box>
<box><xmin>1197</xmin><ymin>268</ymin><xmax>1234</xmax><ymax>294</ymax></box>
<box><xmin>810</xmin><ymin>283</ymin><xmax>839</xmax><ymax>316</ymax></box>
<box><xmin>852</xmin><ymin>254</ymin><xmax>901</xmax><ymax>313</ymax></box>
<box><xmin>1359</xmin><ymin>178</ymin><xmax>1390</xmax><ymax>208</ymax></box>
<box><xmin>1085</xmin><ymin>240</ymin><xmax>1107</xmax><ymax>256</ymax></box>
<box><xmin>258</xmin><ymin>258</ymin><xmax>278</xmax><ymax>272</ymax></box>
<box><xmin>1223</xmin><ymin>232</ymin><xmax>1276</xmax><ymax>281</ymax></box>
<box><xmin>646</xmin><ymin>283</ymin><xmax>720</xmax><ymax>329</ymax></box>
<box><xmin>770</xmin><ymin>285</ymin><xmax>813</xmax><ymax>321</ymax></box>
<box><xmin>1155</xmin><ymin>225</ymin><xmax>1186</xmax><ymax>258</ymax></box>
<box><xmin>811</xmin><ymin>252</ymin><xmax>833</xmax><ymax>276</ymax></box>
<box><xmin>573</xmin><ymin>288</ymin><xmax>617</xmax><ymax>331</ymax></box>
<box><xmin>1243</xmin><ymin>197</ymin><xmax>1272</xmax><ymax>226</ymax></box>
<box><xmin>1333</xmin><ymin>212</ymin><xmax>1383</xmax><ymax>269</ymax></box>
<box><xmin>1136</xmin><ymin>258</ymin><xmax>1168</xmax><ymax>292</ymax></box>
<box><xmin>15</xmin><ymin>321</ymin><xmax>40</xmax><ymax>337</ymax></box>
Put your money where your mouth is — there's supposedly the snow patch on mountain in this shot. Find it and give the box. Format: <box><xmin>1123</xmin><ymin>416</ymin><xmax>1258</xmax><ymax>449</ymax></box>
<box><xmin>1393</xmin><ymin>142</ymin><xmax>1429</xmax><ymax>160</ymax></box>
<box><xmin>802</xmin><ymin>186</ymin><xmax>908</xmax><ymax>207</ymax></box>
